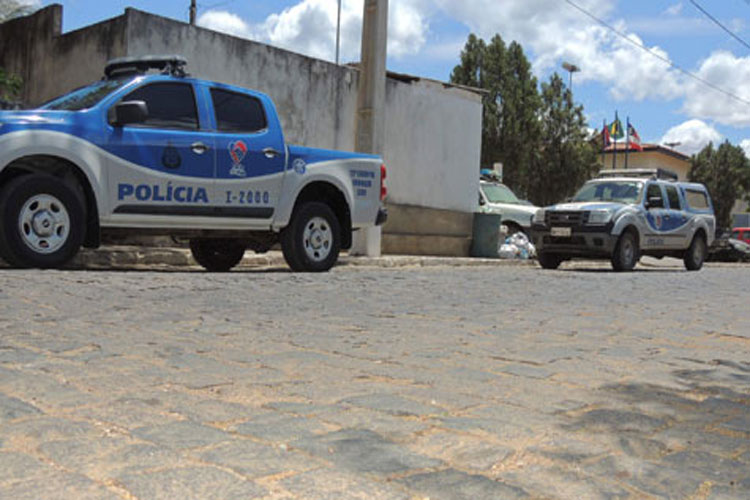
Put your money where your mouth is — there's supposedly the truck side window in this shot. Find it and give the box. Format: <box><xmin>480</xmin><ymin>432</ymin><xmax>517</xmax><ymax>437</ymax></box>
<box><xmin>685</xmin><ymin>189</ymin><xmax>709</xmax><ymax>210</ymax></box>
<box><xmin>121</xmin><ymin>82</ymin><xmax>199</xmax><ymax>130</ymax></box>
<box><xmin>665</xmin><ymin>185</ymin><xmax>681</xmax><ymax>210</ymax></box>
<box><xmin>646</xmin><ymin>184</ymin><xmax>664</xmax><ymax>208</ymax></box>
<box><xmin>211</xmin><ymin>88</ymin><xmax>267</xmax><ymax>133</ymax></box>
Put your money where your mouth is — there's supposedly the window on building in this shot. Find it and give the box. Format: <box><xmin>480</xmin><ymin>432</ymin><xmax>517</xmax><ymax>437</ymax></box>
<box><xmin>665</xmin><ymin>185</ymin><xmax>681</xmax><ymax>210</ymax></box>
<box><xmin>120</xmin><ymin>82</ymin><xmax>199</xmax><ymax>130</ymax></box>
<box><xmin>211</xmin><ymin>88</ymin><xmax>267</xmax><ymax>133</ymax></box>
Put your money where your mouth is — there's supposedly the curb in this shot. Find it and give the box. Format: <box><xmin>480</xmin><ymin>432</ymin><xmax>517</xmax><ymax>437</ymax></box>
<box><xmin>69</xmin><ymin>246</ymin><xmax>534</xmax><ymax>270</ymax></box>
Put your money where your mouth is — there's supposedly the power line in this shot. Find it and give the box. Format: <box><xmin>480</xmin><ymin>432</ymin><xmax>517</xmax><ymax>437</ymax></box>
<box><xmin>689</xmin><ymin>0</ymin><xmax>750</xmax><ymax>52</ymax></box>
<box><xmin>562</xmin><ymin>0</ymin><xmax>750</xmax><ymax>108</ymax></box>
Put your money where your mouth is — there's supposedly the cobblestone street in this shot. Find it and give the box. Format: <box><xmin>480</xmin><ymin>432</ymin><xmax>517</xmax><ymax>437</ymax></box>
<box><xmin>1</xmin><ymin>262</ymin><xmax>749</xmax><ymax>499</ymax></box>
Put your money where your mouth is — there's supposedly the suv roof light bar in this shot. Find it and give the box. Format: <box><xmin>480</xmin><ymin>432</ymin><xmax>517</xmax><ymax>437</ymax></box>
<box><xmin>104</xmin><ymin>55</ymin><xmax>188</xmax><ymax>79</ymax></box>
<box><xmin>596</xmin><ymin>168</ymin><xmax>678</xmax><ymax>182</ymax></box>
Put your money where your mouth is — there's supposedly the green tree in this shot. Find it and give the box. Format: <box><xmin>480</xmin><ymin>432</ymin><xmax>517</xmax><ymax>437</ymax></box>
<box><xmin>689</xmin><ymin>141</ymin><xmax>750</xmax><ymax>231</ymax></box>
<box><xmin>450</xmin><ymin>34</ymin><xmax>540</xmax><ymax>198</ymax></box>
<box><xmin>528</xmin><ymin>73</ymin><xmax>598</xmax><ymax>206</ymax></box>
<box><xmin>0</xmin><ymin>0</ymin><xmax>33</xmax><ymax>22</ymax></box>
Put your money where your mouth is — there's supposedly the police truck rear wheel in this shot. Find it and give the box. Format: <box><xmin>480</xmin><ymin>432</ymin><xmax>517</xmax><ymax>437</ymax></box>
<box><xmin>282</xmin><ymin>202</ymin><xmax>340</xmax><ymax>272</ymax></box>
<box><xmin>611</xmin><ymin>231</ymin><xmax>639</xmax><ymax>272</ymax></box>
<box><xmin>684</xmin><ymin>234</ymin><xmax>706</xmax><ymax>271</ymax></box>
<box><xmin>0</xmin><ymin>174</ymin><xmax>85</xmax><ymax>269</ymax></box>
<box><xmin>189</xmin><ymin>239</ymin><xmax>246</xmax><ymax>272</ymax></box>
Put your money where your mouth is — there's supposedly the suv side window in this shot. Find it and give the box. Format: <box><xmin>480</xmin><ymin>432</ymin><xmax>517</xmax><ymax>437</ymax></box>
<box><xmin>665</xmin><ymin>185</ymin><xmax>681</xmax><ymax>210</ymax></box>
<box><xmin>646</xmin><ymin>183</ymin><xmax>664</xmax><ymax>208</ymax></box>
<box><xmin>685</xmin><ymin>189</ymin><xmax>710</xmax><ymax>210</ymax></box>
<box><xmin>120</xmin><ymin>82</ymin><xmax>199</xmax><ymax>130</ymax></box>
<box><xmin>211</xmin><ymin>88</ymin><xmax>267</xmax><ymax>133</ymax></box>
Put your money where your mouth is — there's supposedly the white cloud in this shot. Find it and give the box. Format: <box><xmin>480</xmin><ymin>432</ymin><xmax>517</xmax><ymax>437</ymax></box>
<box><xmin>664</xmin><ymin>2</ymin><xmax>683</xmax><ymax>16</ymax></box>
<box><xmin>661</xmin><ymin>120</ymin><xmax>722</xmax><ymax>156</ymax></box>
<box><xmin>682</xmin><ymin>51</ymin><xmax>750</xmax><ymax>127</ymax></box>
<box><xmin>200</xmin><ymin>0</ymin><xmax>429</xmax><ymax>63</ymax></box>
<box><xmin>740</xmin><ymin>139</ymin><xmax>750</xmax><ymax>159</ymax></box>
<box><xmin>432</xmin><ymin>0</ymin><xmax>682</xmax><ymax>103</ymax></box>
<box><xmin>197</xmin><ymin>10</ymin><xmax>255</xmax><ymax>39</ymax></box>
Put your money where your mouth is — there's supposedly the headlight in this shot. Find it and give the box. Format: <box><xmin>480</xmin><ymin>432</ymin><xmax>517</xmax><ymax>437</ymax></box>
<box><xmin>532</xmin><ymin>208</ymin><xmax>546</xmax><ymax>225</ymax></box>
<box><xmin>587</xmin><ymin>209</ymin><xmax>613</xmax><ymax>225</ymax></box>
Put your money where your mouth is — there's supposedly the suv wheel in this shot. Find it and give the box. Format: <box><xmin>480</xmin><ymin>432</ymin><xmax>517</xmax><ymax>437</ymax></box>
<box><xmin>189</xmin><ymin>239</ymin><xmax>246</xmax><ymax>272</ymax></box>
<box><xmin>0</xmin><ymin>174</ymin><xmax>85</xmax><ymax>268</ymax></box>
<box><xmin>281</xmin><ymin>202</ymin><xmax>341</xmax><ymax>272</ymax></box>
<box><xmin>683</xmin><ymin>234</ymin><xmax>707</xmax><ymax>271</ymax></box>
<box><xmin>611</xmin><ymin>230</ymin><xmax>639</xmax><ymax>272</ymax></box>
<box><xmin>538</xmin><ymin>252</ymin><xmax>563</xmax><ymax>270</ymax></box>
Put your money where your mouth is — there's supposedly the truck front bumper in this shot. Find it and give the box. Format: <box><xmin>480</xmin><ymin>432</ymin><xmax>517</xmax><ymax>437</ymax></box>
<box><xmin>531</xmin><ymin>223</ymin><xmax>617</xmax><ymax>258</ymax></box>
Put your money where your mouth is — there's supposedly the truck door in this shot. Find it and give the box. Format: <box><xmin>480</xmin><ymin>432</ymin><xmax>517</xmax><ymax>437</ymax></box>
<box><xmin>664</xmin><ymin>184</ymin><xmax>689</xmax><ymax>249</ymax></box>
<box><xmin>105</xmin><ymin>81</ymin><xmax>217</xmax><ymax>218</ymax></box>
<box><xmin>209</xmin><ymin>88</ymin><xmax>286</xmax><ymax>225</ymax></box>
<box><xmin>643</xmin><ymin>183</ymin><xmax>669</xmax><ymax>250</ymax></box>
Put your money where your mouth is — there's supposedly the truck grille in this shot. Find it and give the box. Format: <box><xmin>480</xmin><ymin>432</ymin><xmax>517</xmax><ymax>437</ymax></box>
<box><xmin>546</xmin><ymin>211</ymin><xmax>588</xmax><ymax>226</ymax></box>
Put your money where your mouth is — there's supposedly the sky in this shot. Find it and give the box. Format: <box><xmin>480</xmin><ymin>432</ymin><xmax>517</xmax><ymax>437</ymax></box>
<box><xmin>26</xmin><ymin>0</ymin><xmax>750</xmax><ymax>157</ymax></box>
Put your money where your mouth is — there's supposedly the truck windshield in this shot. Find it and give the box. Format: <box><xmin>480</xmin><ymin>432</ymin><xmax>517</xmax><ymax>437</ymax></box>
<box><xmin>573</xmin><ymin>181</ymin><xmax>643</xmax><ymax>203</ymax></box>
<box><xmin>481</xmin><ymin>183</ymin><xmax>521</xmax><ymax>204</ymax></box>
<box><xmin>40</xmin><ymin>78</ymin><xmax>129</xmax><ymax>111</ymax></box>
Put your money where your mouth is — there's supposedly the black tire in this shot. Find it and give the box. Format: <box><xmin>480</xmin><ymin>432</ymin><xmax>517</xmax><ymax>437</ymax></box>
<box><xmin>281</xmin><ymin>202</ymin><xmax>341</xmax><ymax>272</ymax></box>
<box><xmin>189</xmin><ymin>238</ymin><xmax>246</xmax><ymax>272</ymax></box>
<box><xmin>538</xmin><ymin>252</ymin><xmax>563</xmax><ymax>270</ymax></box>
<box><xmin>0</xmin><ymin>174</ymin><xmax>85</xmax><ymax>268</ymax></box>
<box><xmin>611</xmin><ymin>230</ymin><xmax>639</xmax><ymax>272</ymax></box>
<box><xmin>684</xmin><ymin>233</ymin><xmax>707</xmax><ymax>271</ymax></box>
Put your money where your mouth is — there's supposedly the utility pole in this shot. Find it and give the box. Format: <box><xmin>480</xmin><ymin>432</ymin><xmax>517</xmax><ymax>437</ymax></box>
<box><xmin>350</xmin><ymin>0</ymin><xmax>388</xmax><ymax>256</ymax></box>
<box><xmin>335</xmin><ymin>0</ymin><xmax>342</xmax><ymax>64</ymax></box>
<box><xmin>189</xmin><ymin>0</ymin><xmax>197</xmax><ymax>25</ymax></box>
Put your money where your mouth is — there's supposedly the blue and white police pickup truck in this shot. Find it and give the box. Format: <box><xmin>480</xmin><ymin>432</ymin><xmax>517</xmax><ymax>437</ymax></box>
<box><xmin>0</xmin><ymin>56</ymin><xmax>387</xmax><ymax>272</ymax></box>
<box><xmin>531</xmin><ymin>169</ymin><xmax>715</xmax><ymax>271</ymax></box>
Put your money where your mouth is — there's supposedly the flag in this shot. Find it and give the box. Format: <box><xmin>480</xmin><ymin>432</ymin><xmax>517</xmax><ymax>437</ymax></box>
<box><xmin>608</xmin><ymin>117</ymin><xmax>624</xmax><ymax>140</ymax></box>
<box><xmin>627</xmin><ymin>123</ymin><xmax>643</xmax><ymax>151</ymax></box>
<box><xmin>602</xmin><ymin>124</ymin><xmax>612</xmax><ymax>148</ymax></box>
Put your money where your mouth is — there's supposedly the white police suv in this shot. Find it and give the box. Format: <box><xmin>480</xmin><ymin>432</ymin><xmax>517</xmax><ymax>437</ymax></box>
<box><xmin>0</xmin><ymin>56</ymin><xmax>387</xmax><ymax>271</ymax></box>
<box><xmin>531</xmin><ymin>169</ymin><xmax>715</xmax><ymax>271</ymax></box>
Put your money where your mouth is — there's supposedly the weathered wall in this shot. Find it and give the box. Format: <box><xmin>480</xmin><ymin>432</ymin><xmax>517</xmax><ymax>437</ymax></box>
<box><xmin>0</xmin><ymin>5</ymin><xmax>483</xmax><ymax>255</ymax></box>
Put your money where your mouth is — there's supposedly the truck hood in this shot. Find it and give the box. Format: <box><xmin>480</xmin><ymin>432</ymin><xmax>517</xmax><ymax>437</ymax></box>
<box><xmin>547</xmin><ymin>201</ymin><xmax>626</xmax><ymax>212</ymax></box>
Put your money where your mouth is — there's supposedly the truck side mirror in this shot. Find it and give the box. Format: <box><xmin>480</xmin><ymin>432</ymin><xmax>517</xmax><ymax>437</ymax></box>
<box><xmin>111</xmin><ymin>101</ymin><xmax>148</xmax><ymax>126</ymax></box>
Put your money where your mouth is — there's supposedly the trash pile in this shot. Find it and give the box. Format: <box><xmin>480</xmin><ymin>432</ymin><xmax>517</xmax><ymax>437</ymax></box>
<box><xmin>498</xmin><ymin>231</ymin><xmax>537</xmax><ymax>260</ymax></box>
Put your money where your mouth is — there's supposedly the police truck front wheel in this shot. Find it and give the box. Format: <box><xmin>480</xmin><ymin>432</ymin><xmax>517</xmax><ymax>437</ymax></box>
<box><xmin>611</xmin><ymin>230</ymin><xmax>639</xmax><ymax>272</ymax></box>
<box><xmin>0</xmin><ymin>174</ymin><xmax>85</xmax><ymax>269</ymax></box>
<box><xmin>189</xmin><ymin>238</ymin><xmax>246</xmax><ymax>272</ymax></box>
<box><xmin>282</xmin><ymin>202</ymin><xmax>341</xmax><ymax>272</ymax></box>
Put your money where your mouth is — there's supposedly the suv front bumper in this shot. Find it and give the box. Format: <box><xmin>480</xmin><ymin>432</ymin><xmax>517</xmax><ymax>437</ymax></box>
<box><xmin>531</xmin><ymin>223</ymin><xmax>617</xmax><ymax>258</ymax></box>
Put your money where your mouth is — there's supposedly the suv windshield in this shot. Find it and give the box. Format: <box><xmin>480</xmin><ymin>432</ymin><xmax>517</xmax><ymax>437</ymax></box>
<box><xmin>573</xmin><ymin>181</ymin><xmax>643</xmax><ymax>203</ymax></box>
<box><xmin>41</xmin><ymin>78</ymin><xmax>130</xmax><ymax>111</ymax></box>
<box><xmin>481</xmin><ymin>183</ymin><xmax>522</xmax><ymax>204</ymax></box>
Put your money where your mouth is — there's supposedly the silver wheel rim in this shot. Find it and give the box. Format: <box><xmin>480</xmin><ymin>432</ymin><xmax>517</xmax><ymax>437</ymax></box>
<box><xmin>18</xmin><ymin>194</ymin><xmax>70</xmax><ymax>255</ymax></box>
<box><xmin>303</xmin><ymin>216</ymin><xmax>332</xmax><ymax>263</ymax></box>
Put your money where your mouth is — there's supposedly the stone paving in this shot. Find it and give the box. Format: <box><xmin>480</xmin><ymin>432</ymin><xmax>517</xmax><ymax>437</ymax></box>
<box><xmin>0</xmin><ymin>260</ymin><xmax>749</xmax><ymax>499</ymax></box>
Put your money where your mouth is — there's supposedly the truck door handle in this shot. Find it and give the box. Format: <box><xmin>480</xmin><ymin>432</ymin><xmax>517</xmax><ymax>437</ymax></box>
<box><xmin>263</xmin><ymin>147</ymin><xmax>282</xmax><ymax>159</ymax></box>
<box><xmin>191</xmin><ymin>142</ymin><xmax>209</xmax><ymax>155</ymax></box>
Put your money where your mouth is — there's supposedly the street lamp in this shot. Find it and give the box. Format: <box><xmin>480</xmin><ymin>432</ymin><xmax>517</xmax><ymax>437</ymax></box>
<box><xmin>562</xmin><ymin>61</ymin><xmax>580</xmax><ymax>92</ymax></box>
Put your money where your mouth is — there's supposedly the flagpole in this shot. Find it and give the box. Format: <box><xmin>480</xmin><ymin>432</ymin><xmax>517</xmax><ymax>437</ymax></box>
<box><xmin>602</xmin><ymin>118</ymin><xmax>606</xmax><ymax>170</ymax></box>
<box><xmin>612</xmin><ymin>111</ymin><xmax>617</xmax><ymax>169</ymax></box>
<box><xmin>625</xmin><ymin>116</ymin><xmax>630</xmax><ymax>170</ymax></box>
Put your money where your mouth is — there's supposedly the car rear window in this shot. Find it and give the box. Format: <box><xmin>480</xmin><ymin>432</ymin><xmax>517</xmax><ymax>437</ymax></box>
<box><xmin>685</xmin><ymin>189</ymin><xmax>709</xmax><ymax>210</ymax></box>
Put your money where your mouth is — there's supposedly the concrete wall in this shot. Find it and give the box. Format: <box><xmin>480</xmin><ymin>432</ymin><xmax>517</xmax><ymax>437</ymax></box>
<box><xmin>0</xmin><ymin>5</ymin><xmax>483</xmax><ymax>256</ymax></box>
<box><xmin>600</xmin><ymin>150</ymin><xmax>690</xmax><ymax>180</ymax></box>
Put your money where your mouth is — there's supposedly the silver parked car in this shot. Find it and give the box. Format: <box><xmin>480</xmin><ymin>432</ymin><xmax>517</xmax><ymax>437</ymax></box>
<box><xmin>479</xmin><ymin>179</ymin><xmax>539</xmax><ymax>235</ymax></box>
<box><xmin>530</xmin><ymin>169</ymin><xmax>716</xmax><ymax>271</ymax></box>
